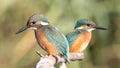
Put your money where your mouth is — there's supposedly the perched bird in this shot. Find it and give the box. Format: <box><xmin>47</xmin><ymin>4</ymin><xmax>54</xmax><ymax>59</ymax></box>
<box><xmin>16</xmin><ymin>14</ymin><xmax>70</xmax><ymax>62</ymax></box>
<box><xmin>66</xmin><ymin>19</ymin><xmax>107</xmax><ymax>52</ymax></box>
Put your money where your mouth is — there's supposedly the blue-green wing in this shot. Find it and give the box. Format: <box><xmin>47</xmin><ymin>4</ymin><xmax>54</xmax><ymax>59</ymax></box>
<box><xmin>44</xmin><ymin>26</ymin><xmax>70</xmax><ymax>62</ymax></box>
<box><xmin>66</xmin><ymin>30</ymin><xmax>81</xmax><ymax>47</ymax></box>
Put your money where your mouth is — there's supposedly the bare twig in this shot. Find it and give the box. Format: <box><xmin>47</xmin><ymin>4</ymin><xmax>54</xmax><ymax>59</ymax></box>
<box><xmin>35</xmin><ymin>50</ymin><xmax>84</xmax><ymax>68</ymax></box>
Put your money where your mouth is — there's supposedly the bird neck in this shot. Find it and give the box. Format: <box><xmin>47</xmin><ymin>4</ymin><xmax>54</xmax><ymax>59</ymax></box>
<box><xmin>83</xmin><ymin>30</ymin><xmax>92</xmax><ymax>38</ymax></box>
<box><xmin>78</xmin><ymin>29</ymin><xmax>92</xmax><ymax>43</ymax></box>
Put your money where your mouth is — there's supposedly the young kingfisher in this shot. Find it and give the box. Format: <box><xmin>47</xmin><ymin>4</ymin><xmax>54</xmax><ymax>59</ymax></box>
<box><xmin>66</xmin><ymin>19</ymin><xmax>107</xmax><ymax>52</ymax></box>
<box><xmin>16</xmin><ymin>14</ymin><xmax>70</xmax><ymax>62</ymax></box>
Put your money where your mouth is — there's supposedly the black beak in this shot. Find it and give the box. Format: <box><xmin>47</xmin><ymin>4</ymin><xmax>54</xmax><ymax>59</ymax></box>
<box><xmin>16</xmin><ymin>26</ymin><xmax>29</xmax><ymax>34</ymax></box>
<box><xmin>93</xmin><ymin>25</ymin><xmax>107</xmax><ymax>30</ymax></box>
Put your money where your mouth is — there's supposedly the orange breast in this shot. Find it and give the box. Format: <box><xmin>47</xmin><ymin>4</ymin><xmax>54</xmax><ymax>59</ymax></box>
<box><xmin>70</xmin><ymin>31</ymin><xmax>91</xmax><ymax>52</ymax></box>
<box><xmin>35</xmin><ymin>29</ymin><xmax>59</xmax><ymax>55</ymax></box>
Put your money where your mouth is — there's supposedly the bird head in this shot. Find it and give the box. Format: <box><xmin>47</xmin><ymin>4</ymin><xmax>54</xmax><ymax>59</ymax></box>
<box><xmin>74</xmin><ymin>19</ymin><xmax>107</xmax><ymax>32</ymax></box>
<box><xmin>16</xmin><ymin>14</ymin><xmax>49</xmax><ymax>34</ymax></box>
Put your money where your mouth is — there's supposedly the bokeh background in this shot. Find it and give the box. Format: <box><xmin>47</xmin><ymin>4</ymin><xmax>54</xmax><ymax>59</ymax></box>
<box><xmin>0</xmin><ymin>0</ymin><xmax>120</xmax><ymax>68</ymax></box>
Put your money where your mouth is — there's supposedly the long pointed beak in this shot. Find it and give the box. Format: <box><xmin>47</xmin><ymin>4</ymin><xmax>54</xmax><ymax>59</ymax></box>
<box><xmin>93</xmin><ymin>25</ymin><xmax>107</xmax><ymax>30</ymax></box>
<box><xmin>16</xmin><ymin>26</ymin><xmax>29</xmax><ymax>34</ymax></box>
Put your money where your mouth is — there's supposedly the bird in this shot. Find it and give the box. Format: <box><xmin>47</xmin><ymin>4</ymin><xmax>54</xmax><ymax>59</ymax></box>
<box><xmin>66</xmin><ymin>19</ymin><xmax>107</xmax><ymax>52</ymax></box>
<box><xmin>16</xmin><ymin>14</ymin><xmax>70</xmax><ymax>62</ymax></box>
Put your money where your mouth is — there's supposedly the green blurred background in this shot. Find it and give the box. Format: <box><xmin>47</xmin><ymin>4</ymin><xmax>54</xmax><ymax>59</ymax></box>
<box><xmin>0</xmin><ymin>0</ymin><xmax>120</xmax><ymax>68</ymax></box>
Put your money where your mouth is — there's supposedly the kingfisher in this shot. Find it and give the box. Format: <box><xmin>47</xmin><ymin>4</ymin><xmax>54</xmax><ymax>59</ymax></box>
<box><xmin>16</xmin><ymin>14</ymin><xmax>70</xmax><ymax>62</ymax></box>
<box><xmin>66</xmin><ymin>19</ymin><xmax>107</xmax><ymax>52</ymax></box>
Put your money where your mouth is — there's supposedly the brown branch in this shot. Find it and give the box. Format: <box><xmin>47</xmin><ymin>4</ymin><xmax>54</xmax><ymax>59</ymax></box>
<box><xmin>35</xmin><ymin>51</ymin><xmax>84</xmax><ymax>68</ymax></box>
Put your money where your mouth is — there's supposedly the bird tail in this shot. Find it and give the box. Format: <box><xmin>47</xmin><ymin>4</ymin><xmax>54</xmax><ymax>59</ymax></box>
<box><xmin>65</xmin><ymin>53</ymin><xmax>70</xmax><ymax>63</ymax></box>
<box><xmin>66</xmin><ymin>58</ymin><xmax>70</xmax><ymax>63</ymax></box>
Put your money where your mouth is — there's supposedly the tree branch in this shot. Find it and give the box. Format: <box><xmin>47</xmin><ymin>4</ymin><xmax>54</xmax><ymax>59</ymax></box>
<box><xmin>35</xmin><ymin>50</ymin><xmax>84</xmax><ymax>68</ymax></box>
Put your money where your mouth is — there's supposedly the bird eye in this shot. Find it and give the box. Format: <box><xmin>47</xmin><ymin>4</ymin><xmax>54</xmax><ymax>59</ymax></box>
<box><xmin>87</xmin><ymin>24</ymin><xmax>90</xmax><ymax>26</ymax></box>
<box><xmin>32</xmin><ymin>22</ymin><xmax>35</xmax><ymax>24</ymax></box>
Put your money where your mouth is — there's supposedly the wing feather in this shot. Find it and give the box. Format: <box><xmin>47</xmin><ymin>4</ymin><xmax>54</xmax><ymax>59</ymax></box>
<box><xmin>43</xmin><ymin>26</ymin><xmax>69</xmax><ymax>62</ymax></box>
<box><xmin>66</xmin><ymin>30</ymin><xmax>82</xmax><ymax>47</ymax></box>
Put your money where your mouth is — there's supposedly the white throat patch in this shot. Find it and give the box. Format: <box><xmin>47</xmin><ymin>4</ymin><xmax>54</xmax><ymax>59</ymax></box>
<box><xmin>41</xmin><ymin>21</ymin><xmax>49</xmax><ymax>25</ymax></box>
<box><xmin>29</xmin><ymin>27</ymin><xmax>37</xmax><ymax>30</ymax></box>
<box><xmin>87</xmin><ymin>28</ymin><xmax>95</xmax><ymax>32</ymax></box>
<box><xmin>76</xmin><ymin>27</ymin><xmax>83</xmax><ymax>30</ymax></box>
<box><xmin>76</xmin><ymin>26</ymin><xmax>95</xmax><ymax>32</ymax></box>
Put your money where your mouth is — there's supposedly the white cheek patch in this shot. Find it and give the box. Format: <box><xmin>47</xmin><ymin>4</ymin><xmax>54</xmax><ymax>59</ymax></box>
<box><xmin>29</xmin><ymin>27</ymin><xmax>37</xmax><ymax>30</ymax></box>
<box><xmin>41</xmin><ymin>21</ymin><xmax>49</xmax><ymax>25</ymax></box>
<box><xmin>76</xmin><ymin>26</ymin><xmax>84</xmax><ymax>30</ymax></box>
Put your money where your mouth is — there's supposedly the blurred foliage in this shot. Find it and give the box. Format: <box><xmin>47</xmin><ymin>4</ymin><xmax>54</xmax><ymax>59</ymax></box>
<box><xmin>0</xmin><ymin>0</ymin><xmax>120</xmax><ymax>68</ymax></box>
